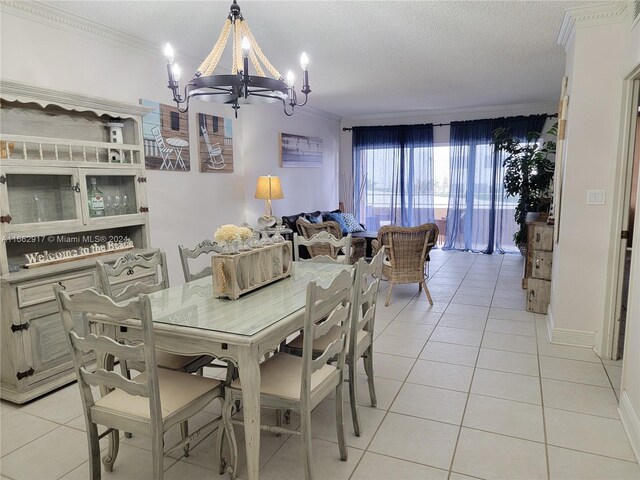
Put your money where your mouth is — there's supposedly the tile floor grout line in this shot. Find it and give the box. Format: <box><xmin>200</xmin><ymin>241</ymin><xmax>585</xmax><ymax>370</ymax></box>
<box><xmin>445</xmin><ymin>252</ymin><xmax>500</xmax><ymax>480</ymax></box>
<box><xmin>347</xmin><ymin>251</ymin><xmax>466</xmax><ymax>480</ymax></box>
<box><xmin>534</xmin><ymin>304</ymin><xmax>552</xmax><ymax>480</ymax></box>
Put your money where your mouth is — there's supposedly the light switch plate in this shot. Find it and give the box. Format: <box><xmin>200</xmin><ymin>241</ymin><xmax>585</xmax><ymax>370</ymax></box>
<box><xmin>586</xmin><ymin>189</ymin><xmax>606</xmax><ymax>205</ymax></box>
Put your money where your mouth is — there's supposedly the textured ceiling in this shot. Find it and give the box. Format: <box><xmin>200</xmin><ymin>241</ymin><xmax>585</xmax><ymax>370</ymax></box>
<box><xmin>43</xmin><ymin>0</ymin><xmax>593</xmax><ymax>118</ymax></box>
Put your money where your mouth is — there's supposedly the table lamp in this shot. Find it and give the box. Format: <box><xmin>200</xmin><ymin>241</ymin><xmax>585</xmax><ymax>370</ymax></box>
<box><xmin>255</xmin><ymin>175</ymin><xmax>284</xmax><ymax>227</ymax></box>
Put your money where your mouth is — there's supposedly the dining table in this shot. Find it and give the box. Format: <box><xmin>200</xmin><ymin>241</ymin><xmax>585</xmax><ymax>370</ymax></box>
<box><xmin>116</xmin><ymin>261</ymin><xmax>352</xmax><ymax>480</ymax></box>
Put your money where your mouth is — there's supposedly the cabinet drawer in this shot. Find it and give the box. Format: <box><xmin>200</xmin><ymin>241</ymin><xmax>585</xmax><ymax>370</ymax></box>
<box><xmin>527</xmin><ymin>279</ymin><xmax>551</xmax><ymax>314</ymax></box>
<box><xmin>17</xmin><ymin>271</ymin><xmax>96</xmax><ymax>308</ymax></box>
<box><xmin>531</xmin><ymin>225</ymin><xmax>553</xmax><ymax>252</ymax></box>
<box><xmin>531</xmin><ymin>251</ymin><xmax>552</xmax><ymax>280</ymax></box>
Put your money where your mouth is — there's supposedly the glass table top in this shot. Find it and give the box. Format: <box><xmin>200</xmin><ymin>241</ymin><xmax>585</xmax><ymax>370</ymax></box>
<box><xmin>149</xmin><ymin>262</ymin><xmax>351</xmax><ymax>337</ymax></box>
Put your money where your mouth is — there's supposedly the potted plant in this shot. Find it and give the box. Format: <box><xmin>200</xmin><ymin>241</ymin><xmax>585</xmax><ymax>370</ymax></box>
<box><xmin>493</xmin><ymin>124</ymin><xmax>556</xmax><ymax>253</ymax></box>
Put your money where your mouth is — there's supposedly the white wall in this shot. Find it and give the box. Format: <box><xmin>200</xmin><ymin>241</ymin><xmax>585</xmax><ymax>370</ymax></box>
<box><xmin>339</xmin><ymin>102</ymin><xmax>557</xmax><ymax>213</ymax></box>
<box><xmin>620</xmin><ymin>13</ymin><xmax>640</xmax><ymax>464</ymax></box>
<box><xmin>0</xmin><ymin>7</ymin><xmax>340</xmax><ymax>285</ymax></box>
<box><xmin>242</xmin><ymin>104</ymin><xmax>341</xmax><ymax>223</ymax></box>
<box><xmin>552</xmin><ymin>4</ymin><xmax>640</xmax><ymax>461</ymax></box>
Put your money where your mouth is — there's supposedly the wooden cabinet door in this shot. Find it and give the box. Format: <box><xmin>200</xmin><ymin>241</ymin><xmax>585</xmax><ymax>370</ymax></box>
<box><xmin>20</xmin><ymin>304</ymin><xmax>91</xmax><ymax>386</ymax></box>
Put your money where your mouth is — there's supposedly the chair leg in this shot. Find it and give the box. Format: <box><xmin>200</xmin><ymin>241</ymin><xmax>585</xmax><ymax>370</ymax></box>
<box><xmin>274</xmin><ymin>409</ymin><xmax>283</xmax><ymax>437</ymax></box>
<box><xmin>180</xmin><ymin>421</ymin><xmax>190</xmax><ymax>457</ymax></box>
<box><xmin>335</xmin><ymin>381</ymin><xmax>348</xmax><ymax>462</ymax></box>
<box><xmin>151</xmin><ymin>427</ymin><xmax>164</xmax><ymax>480</ymax></box>
<box><xmin>348</xmin><ymin>359</ymin><xmax>361</xmax><ymax>437</ymax></box>
<box><xmin>422</xmin><ymin>282</ymin><xmax>434</xmax><ymax>305</ymax></box>
<box><xmin>363</xmin><ymin>347</ymin><xmax>377</xmax><ymax>408</ymax></box>
<box><xmin>218</xmin><ymin>394</ymin><xmax>238</xmax><ymax>479</ymax></box>
<box><xmin>87</xmin><ymin>423</ymin><xmax>102</xmax><ymax>480</ymax></box>
<box><xmin>101</xmin><ymin>429</ymin><xmax>119</xmax><ymax>472</ymax></box>
<box><xmin>418</xmin><ymin>282</ymin><xmax>422</xmax><ymax>292</ymax></box>
<box><xmin>385</xmin><ymin>284</ymin><xmax>394</xmax><ymax>307</ymax></box>
<box><xmin>300</xmin><ymin>405</ymin><xmax>314</xmax><ymax>480</ymax></box>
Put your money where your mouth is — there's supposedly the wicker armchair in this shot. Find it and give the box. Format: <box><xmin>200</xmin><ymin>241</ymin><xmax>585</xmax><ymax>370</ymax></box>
<box><xmin>296</xmin><ymin>219</ymin><xmax>366</xmax><ymax>264</ymax></box>
<box><xmin>372</xmin><ymin>223</ymin><xmax>439</xmax><ymax>306</ymax></box>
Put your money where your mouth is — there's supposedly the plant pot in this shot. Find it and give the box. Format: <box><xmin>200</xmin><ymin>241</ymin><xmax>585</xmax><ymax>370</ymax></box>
<box><xmin>518</xmin><ymin>244</ymin><xmax>527</xmax><ymax>256</ymax></box>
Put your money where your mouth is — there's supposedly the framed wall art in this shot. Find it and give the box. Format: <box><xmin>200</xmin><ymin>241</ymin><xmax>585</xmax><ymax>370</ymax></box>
<box><xmin>141</xmin><ymin>99</ymin><xmax>190</xmax><ymax>171</ymax></box>
<box><xmin>197</xmin><ymin>113</ymin><xmax>234</xmax><ymax>173</ymax></box>
<box><xmin>279</xmin><ymin>132</ymin><xmax>322</xmax><ymax>168</ymax></box>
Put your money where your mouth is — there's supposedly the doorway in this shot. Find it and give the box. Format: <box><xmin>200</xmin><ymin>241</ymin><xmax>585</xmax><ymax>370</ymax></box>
<box><xmin>612</xmin><ymin>78</ymin><xmax>640</xmax><ymax>360</ymax></box>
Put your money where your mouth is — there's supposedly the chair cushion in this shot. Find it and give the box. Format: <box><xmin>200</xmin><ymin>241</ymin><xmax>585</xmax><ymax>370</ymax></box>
<box><xmin>325</xmin><ymin>212</ymin><xmax>349</xmax><ymax>235</ymax></box>
<box><xmin>229</xmin><ymin>353</ymin><xmax>337</xmax><ymax>401</ymax></box>
<box><xmin>342</xmin><ymin>213</ymin><xmax>365</xmax><ymax>233</ymax></box>
<box><xmin>287</xmin><ymin>325</ymin><xmax>367</xmax><ymax>352</ymax></box>
<box><xmin>93</xmin><ymin>369</ymin><xmax>221</xmax><ymax>420</ymax></box>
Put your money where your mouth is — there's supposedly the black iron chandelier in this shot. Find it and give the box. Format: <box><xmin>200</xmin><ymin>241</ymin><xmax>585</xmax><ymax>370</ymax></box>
<box><xmin>164</xmin><ymin>0</ymin><xmax>310</xmax><ymax>117</ymax></box>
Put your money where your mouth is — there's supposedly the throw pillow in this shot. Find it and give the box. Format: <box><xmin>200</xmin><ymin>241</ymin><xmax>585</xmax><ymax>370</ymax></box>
<box><xmin>342</xmin><ymin>213</ymin><xmax>365</xmax><ymax>233</ymax></box>
<box><xmin>326</xmin><ymin>212</ymin><xmax>349</xmax><ymax>235</ymax></box>
<box><xmin>306</xmin><ymin>213</ymin><xmax>323</xmax><ymax>223</ymax></box>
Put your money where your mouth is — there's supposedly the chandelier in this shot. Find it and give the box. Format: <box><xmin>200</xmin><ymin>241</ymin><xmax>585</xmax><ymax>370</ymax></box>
<box><xmin>164</xmin><ymin>0</ymin><xmax>310</xmax><ymax>117</ymax></box>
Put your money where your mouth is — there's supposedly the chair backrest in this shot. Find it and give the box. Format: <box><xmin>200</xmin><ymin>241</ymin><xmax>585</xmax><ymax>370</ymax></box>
<box><xmin>293</xmin><ymin>231</ymin><xmax>352</xmax><ymax>264</ymax></box>
<box><xmin>151</xmin><ymin>126</ymin><xmax>172</xmax><ymax>160</ymax></box>
<box><xmin>178</xmin><ymin>239</ymin><xmax>222</xmax><ymax>282</ymax></box>
<box><xmin>300</xmin><ymin>268</ymin><xmax>353</xmax><ymax>401</ymax></box>
<box><xmin>377</xmin><ymin>224</ymin><xmax>439</xmax><ymax>274</ymax></box>
<box><xmin>53</xmin><ymin>285</ymin><xmax>162</xmax><ymax>427</ymax></box>
<box><xmin>350</xmin><ymin>249</ymin><xmax>384</xmax><ymax>352</ymax></box>
<box><xmin>96</xmin><ymin>250</ymin><xmax>169</xmax><ymax>302</ymax></box>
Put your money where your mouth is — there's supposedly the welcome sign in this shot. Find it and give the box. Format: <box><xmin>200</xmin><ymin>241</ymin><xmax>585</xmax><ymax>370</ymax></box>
<box><xmin>24</xmin><ymin>240</ymin><xmax>134</xmax><ymax>268</ymax></box>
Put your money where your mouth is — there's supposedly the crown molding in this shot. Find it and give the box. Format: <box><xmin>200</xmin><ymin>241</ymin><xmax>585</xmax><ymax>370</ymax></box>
<box><xmin>557</xmin><ymin>1</ymin><xmax>629</xmax><ymax>51</ymax></box>
<box><xmin>0</xmin><ymin>0</ymin><xmax>201</xmax><ymax>65</ymax></box>
<box><xmin>296</xmin><ymin>105</ymin><xmax>343</xmax><ymax>123</ymax></box>
<box><xmin>0</xmin><ymin>79</ymin><xmax>153</xmax><ymax>118</ymax></box>
<box><xmin>342</xmin><ymin>101</ymin><xmax>558</xmax><ymax>126</ymax></box>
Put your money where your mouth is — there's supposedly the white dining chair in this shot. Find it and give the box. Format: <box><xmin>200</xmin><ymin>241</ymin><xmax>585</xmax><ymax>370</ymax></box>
<box><xmin>218</xmin><ymin>268</ymin><xmax>354</xmax><ymax>480</ymax></box>
<box><xmin>286</xmin><ymin>250</ymin><xmax>384</xmax><ymax>436</ymax></box>
<box><xmin>178</xmin><ymin>239</ymin><xmax>222</xmax><ymax>282</ymax></box>
<box><xmin>293</xmin><ymin>231</ymin><xmax>352</xmax><ymax>265</ymax></box>
<box><xmin>96</xmin><ymin>250</ymin><xmax>213</xmax><ymax>379</ymax></box>
<box><xmin>53</xmin><ymin>285</ymin><xmax>225</xmax><ymax>480</ymax></box>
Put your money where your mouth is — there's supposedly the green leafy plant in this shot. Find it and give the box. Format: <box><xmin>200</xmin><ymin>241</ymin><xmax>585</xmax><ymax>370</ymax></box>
<box><xmin>493</xmin><ymin>123</ymin><xmax>556</xmax><ymax>250</ymax></box>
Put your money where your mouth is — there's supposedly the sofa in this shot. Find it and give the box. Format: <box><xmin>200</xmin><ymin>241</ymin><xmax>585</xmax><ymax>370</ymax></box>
<box><xmin>280</xmin><ymin>209</ymin><xmax>367</xmax><ymax>263</ymax></box>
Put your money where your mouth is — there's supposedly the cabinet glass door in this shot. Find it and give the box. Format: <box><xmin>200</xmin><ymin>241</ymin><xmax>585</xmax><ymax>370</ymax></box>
<box><xmin>84</xmin><ymin>174</ymin><xmax>138</xmax><ymax>218</ymax></box>
<box><xmin>5</xmin><ymin>172</ymin><xmax>80</xmax><ymax>225</ymax></box>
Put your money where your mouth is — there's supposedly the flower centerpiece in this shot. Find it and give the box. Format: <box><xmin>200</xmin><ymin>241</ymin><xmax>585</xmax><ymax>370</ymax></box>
<box><xmin>214</xmin><ymin>224</ymin><xmax>240</xmax><ymax>253</ymax></box>
<box><xmin>237</xmin><ymin>226</ymin><xmax>253</xmax><ymax>250</ymax></box>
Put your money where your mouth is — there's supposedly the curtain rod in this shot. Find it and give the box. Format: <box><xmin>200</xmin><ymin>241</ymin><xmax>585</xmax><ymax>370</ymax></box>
<box><xmin>341</xmin><ymin>113</ymin><xmax>558</xmax><ymax>131</ymax></box>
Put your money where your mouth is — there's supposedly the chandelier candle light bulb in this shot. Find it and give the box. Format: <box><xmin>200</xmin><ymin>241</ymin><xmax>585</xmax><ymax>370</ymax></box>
<box><xmin>164</xmin><ymin>43</ymin><xmax>174</xmax><ymax>63</ymax></box>
<box><xmin>286</xmin><ymin>71</ymin><xmax>295</xmax><ymax>88</ymax></box>
<box><xmin>171</xmin><ymin>64</ymin><xmax>181</xmax><ymax>83</ymax></box>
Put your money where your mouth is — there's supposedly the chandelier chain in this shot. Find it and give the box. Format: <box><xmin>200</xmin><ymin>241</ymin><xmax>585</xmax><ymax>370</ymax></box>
<box><xmin>197</xmin><ymin>18</ymin><xmax>232</xmax><ymax>77</ymax></box>
<box><xmin>241</xmin><ymin>22</ymin><xmax>282</xmax><ymax>80</ymax></box>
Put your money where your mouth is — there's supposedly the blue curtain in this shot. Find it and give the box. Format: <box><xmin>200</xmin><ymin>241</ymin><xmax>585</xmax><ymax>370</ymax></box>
<box><xmin>443</xmin><ymin>115</ymin><xmax>547</xmax><ymax>253</ymax></box>
<box><xmin>353</xmin><ymin>124</ymin><xmax>434</xmax><ymax>229</ymax></box>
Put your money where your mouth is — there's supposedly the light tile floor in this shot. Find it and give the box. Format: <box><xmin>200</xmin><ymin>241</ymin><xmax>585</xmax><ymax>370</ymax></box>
<box><xmin>2</xmin><ymin>250</ymin><xmax>639</xmax><ymax>479</ymax></box>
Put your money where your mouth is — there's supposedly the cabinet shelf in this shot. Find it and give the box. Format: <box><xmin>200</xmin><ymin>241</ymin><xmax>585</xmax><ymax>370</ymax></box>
<box><xmin>0</xmin><ymin>133</ymin><xmax>142</xmax><ymax>164</ymax></box>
